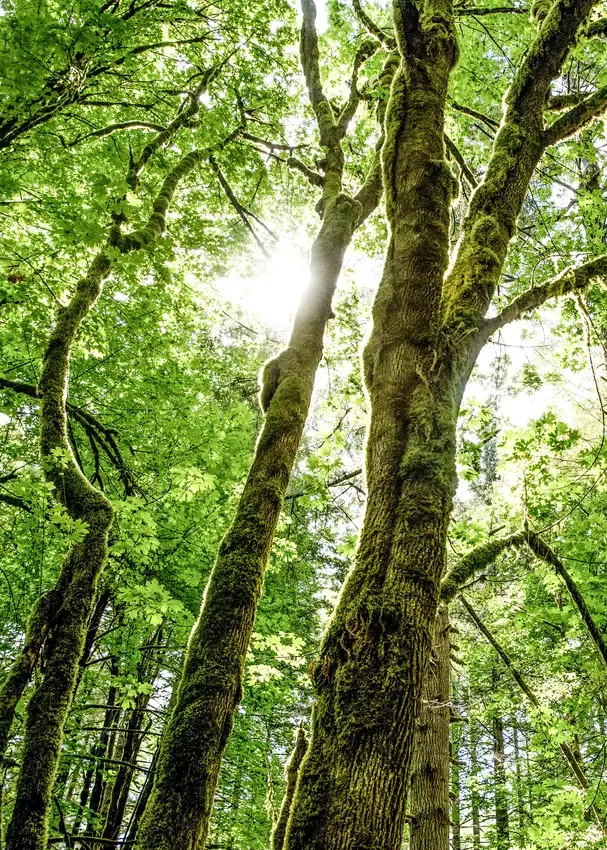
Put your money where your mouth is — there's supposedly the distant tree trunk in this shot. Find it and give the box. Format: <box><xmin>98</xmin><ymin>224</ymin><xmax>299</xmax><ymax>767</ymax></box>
<box><xmin>272</xmin><ymin>728</ymin><xmax>308</xmax><ymax>850</ymax></box>
<box><xmin>85</xmin><ymin>676</ymin><xmax>120</xmax><ymax>836</ymax></box>
<box><xmin>492</xmin><ymin>705</ymin><xmax>510</xmax><ymax>850</ymax></box>
<box><xmin>451</xmin><ymin>729</ymin><xmax>462</xmax><ymax>850</ymax></box>
<box><xmin>101</xmin><ymin>691</ymin><xmax>152</xmax><ymax>840</ymax></box>
<box><xmin>512</xmin><ymin>717</ymin><xmax>526</xmax><ymax>848</ymax></box>
<box><xmin>409</xmin><ymin>606</ymin><xmax>451</xmax><ymax>850</ymax></box>
<box><xmin>470</xmin><ymin>713</ymin><xmax>482</xmax><ymax>850</ymax></box>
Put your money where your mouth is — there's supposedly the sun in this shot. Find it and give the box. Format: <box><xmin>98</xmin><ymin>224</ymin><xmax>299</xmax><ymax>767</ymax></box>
<box><xmin>215</xmin><ymin>240</ymin><xmax>311</xmax><ymax>336</ymax></box>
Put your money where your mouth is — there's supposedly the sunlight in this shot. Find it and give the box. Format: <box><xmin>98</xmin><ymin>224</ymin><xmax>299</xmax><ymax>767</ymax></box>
<box><xmin>215</xmin><ymin>240</ymin><xmax>310</xmax><ymax>335</ymax></box>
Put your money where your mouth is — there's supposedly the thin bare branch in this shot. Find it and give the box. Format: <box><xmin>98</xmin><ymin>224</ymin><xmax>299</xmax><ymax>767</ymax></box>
<box><xmin>209</xmin><ymin>154</ymin><xmax>270</xmax><ymax>256</ymax></box>
<box><xmin>65</xmin><ymin>121</ymin><xmax>167</xmax><ymax>147</ymax></box>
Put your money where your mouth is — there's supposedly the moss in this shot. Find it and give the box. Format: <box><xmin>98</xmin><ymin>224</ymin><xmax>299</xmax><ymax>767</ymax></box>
<box><xmin>531</xmin><ymin>0</ymin><xmax>552</xmax><ymax>25</ymax></box>
<box><xmin>272</xmin><ymin>728</ymin><xmax>308</xmax><ymax>850</ymax></box>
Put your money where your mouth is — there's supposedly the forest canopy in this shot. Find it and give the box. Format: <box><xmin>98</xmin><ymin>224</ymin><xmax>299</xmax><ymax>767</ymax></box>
<box><xmin>3</xmin><ymin>1</ymin><xmax>607</xmax><ymax>849</ymax></box>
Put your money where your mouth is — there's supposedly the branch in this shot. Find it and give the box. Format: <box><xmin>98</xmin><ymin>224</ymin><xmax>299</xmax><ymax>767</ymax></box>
<box><xmin>337</xmin><ymin>38</ymin><xmax>378</xmax><ymax>137</ymax></box>
<box><xmin>300</xmin><ymin>0</ymin><xmax>336</xmax><ymax>147</ymax></box>
<box><xmin>449</xmin><ymin>100</ymin><xmax>499</xmax><ymax>131</ymax></box>
<box><xmin>0</xmin><ymin>491</ymin><xmax>31</xmax><ymax>512</ymax></box>
<box><xmin>0</xmin><ymin>378</ymin><xmax>134</xmax><ymax>492</ymax></box>
<box><xmin>286</xmin><ymin>468</ymin><xmax>362</xmax><ymax>500</ymax></box>
<box><xmin>460</xmin><ymin>595</ymin><xmax>604</xmax><ymax>817</ymax></box>
<box><xmin>441</xmin><ymin>532</ymin><xmax>525</xmax><ymax>603</ymax></box>
<box><xmin>547</xmin><ymin>92</ymin><xmax>587</xmax><ymax>111</ymax></box>
<box><xmin>455</xmin><ymin>5</ymin><xmax>528</xmax><ymax>15</ymax></box>
<box><xmin>352</xmin><ymin>52</ymin><xmax>399</xmax><ymax>226</ymax></box>
<box><xmin>477</xmin><ymin>253</ymin><xmax>607</xmax><ymax>342</ymax></box>
<box><xmin>352</xmin><ymin>0</ymin><xmax>396</xmax><ymax>49</ymax></box>
<box><xmin>526</xmin><ymin>530</ymin><xmax>607</xmax><ymax>669</ymax></box>
<box><xmin>65</xmin><ymin>121</ymin><xmax>167</xmax><ymax>147</ymax></box>
<box><xmin>544</xmin><ymin>84</ymin><xmax>607</xmax><ymax>146</ymax></box>
<box><xmin>120</xmin><ymin>149</ymin><xmax>204</xmax><ymax>251</ymax></box>
<box><xmin>445</xmin><ymin>134</ymin><xmax>478</xmax><ymax>189</ymax></box>
<box><xmin>286</xmin><ymin>156</ymin><xmax>324</xmax><ymax>187</ymax></box>
<box><xmin>208</xmin><ymin>154</ymin><xmax>270</xmax><ymax>256</ymax></box>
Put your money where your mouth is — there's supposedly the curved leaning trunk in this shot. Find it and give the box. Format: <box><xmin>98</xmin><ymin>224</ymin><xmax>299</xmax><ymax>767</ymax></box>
<box><xmin>136</xmin><ymin>194</ymin><xmax>362</xmax><ymax>850</ymax></box>
<box><xmin>0</xmin><ymin>588</ymin><xmax>61</xmax><ymax>763</ymax></box>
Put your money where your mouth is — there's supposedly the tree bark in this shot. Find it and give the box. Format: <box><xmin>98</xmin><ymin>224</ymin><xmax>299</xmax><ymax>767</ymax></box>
<box><xmin>409</xmin><ymin>606</ymin><xmax>451</xmax><ymax>850</ymax></box>
<box><xmin>469</xmin><ymin>712</ymin><xmax>482</xmax><ymax>850</ymax></box>
<box><xmin>272</xmin><ymin>728</ymin><xmax>308</xmax><ymax>850</ymax></box>
<box><xmin>135</xmin><ymin>7</ymin><xmax>387</xmax><ymax>847</ymax></box>
<box><xmin>491</xmin><ymin>703</ymin><xmax>510</xmax><ymax>850</ymax></box>
<box><xmin>284</xmin><ymin>3</ymin><xmax>598</xmax><ymax>848</ymax></box>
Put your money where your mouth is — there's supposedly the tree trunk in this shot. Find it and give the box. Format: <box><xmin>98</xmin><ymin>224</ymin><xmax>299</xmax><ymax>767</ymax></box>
<box><xmin>409</xmin><ymin>605</ymin><xmax>451</xmax><ymax>850</ymax></box>
<box><xmin>283</xmin><ymin>1</ymin><xmax>596</xmax><ymax>846</ymax></box>
<box><xmin>492</xmin><ymin>707</ymin><xmax>510</xmax><ymax>850</ymax></box>
<box><xmin>283</xmin><ymin>6</ymin><xmax>459</xmax><ymax>849</ymax></box>
<box><xmin>272</xmin><ymin>728</ymin><xmax>308</xmax><ymax>850</ymax></box>
<box><xmin>135</xmin><ymin>12</ymin><xmax>390</xmax><ymax>842</ymax></box>
<box><xmin>451</xmin><ymin>727</ymin><xmax>462</xmax><ymax>850</ymax></box>
<box><xmin>512</xmin><ymin>717</ymin><xmax>526</xmax><ymax>848</ymax></box>
<box><xmin>469</xmin><ymin>713</ymin><xmax>482</xmax><ymax>850</ymax></box>
<box><xmin>136</xmin><ymin>187</ymin><xmax>362</xmax><ymax>850</ymax></box>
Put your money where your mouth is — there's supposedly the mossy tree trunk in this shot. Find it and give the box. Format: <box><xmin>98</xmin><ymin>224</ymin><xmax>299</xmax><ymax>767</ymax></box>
<box><xmin>4</xmin><ymin>80</ymin><xmax>213</xmax><ymax>850</ymax></box>
<box><xmin>409</xmin><ymin>605</ymin><xmax>451</xmax><ymax>850</ymax></box>
<box><xmin>284</xmin><ymin>2</ymin><xmax>604</xmax><ymax>848</ymax></box>
<box><xmin>135</xmin><ymin>8</ymin><xmax>390</xmax><ymax>848</ymax></box>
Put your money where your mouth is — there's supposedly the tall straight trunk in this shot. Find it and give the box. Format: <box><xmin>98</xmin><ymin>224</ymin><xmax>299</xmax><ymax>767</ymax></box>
<box><xmin>135</xmin><ymin>8</ymin><xmax>387</xmax><ymax>845</ymax></box>
<box><xmin>469</xmin><ymin>713</ymin><xmax>482</xmax><ymax>850</ymax></box>
<box><xmin>409</xmin><ymin>605</ymin><xmax>451</xmax><ymax>850</ymax></box>
<box><xmin>492</xmin><ymin>707</ymin><xmax>509</xmax><ymax>850</ymax></box>
<box><xmin>101</xmin><ymin>691</ymin><xmax>152</xmax><ymax>840</ymax></box>
<box><xmin>512</xmin><ymin>717</ymin><xmax>526</xmax><ymax>848</ymax></box>
<box><xmin>283</xmin><ymin>2</ymin><xmax>596</xmax><ymax>847</ymax></box>
<box><xmin>451</xmin><ymin>728</ymin><xmax>462</xmax><ymax>850</ymax></box>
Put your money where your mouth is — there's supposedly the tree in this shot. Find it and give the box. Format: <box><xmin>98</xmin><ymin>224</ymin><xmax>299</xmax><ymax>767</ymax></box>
<box><xmin>282</xmin><ymin>3</ymin><xmax>607</xmax><ymax>849</ymax></box>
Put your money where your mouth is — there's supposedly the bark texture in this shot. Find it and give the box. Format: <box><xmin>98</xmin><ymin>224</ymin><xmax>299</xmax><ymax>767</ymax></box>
<box><xmin>284</xmin><ymin>3</ymin><xmax>600</xmax><ymax>849</ymax></box>
<box><xmin>409</xmin><ymin>605</ymin><xmax>451</xmax><ymax>850</ymax></box>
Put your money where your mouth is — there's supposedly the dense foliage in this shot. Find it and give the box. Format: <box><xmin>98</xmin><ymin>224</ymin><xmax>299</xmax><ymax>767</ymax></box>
<box><xmin>3</xmin><ymin>0</ymin><xmax>607</xmax><ymax>849</ymax></box>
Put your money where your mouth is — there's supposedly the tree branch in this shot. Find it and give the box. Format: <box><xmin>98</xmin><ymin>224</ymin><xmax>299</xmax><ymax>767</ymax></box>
<box><xmin>445</xmin><ymin>134</ymin><xmax>478</xmax><ymax>189</ymax></box>
<box><xmin>337</xmin><ymin>38</ymin><xmax>378</xmax><ymax>137</ymax></box>
<box><xmin>286</xmin><ymin>156</ymin><xmax>324</xmax><ymax>187</ymax></box>
<box><xmin>460</xmin><ymin>595</ymin><xmax>605</xmax><ymax>822</ymax></box>
<box><xmin>544</xmin><ymin>84</ymin><xmax>607</xmax><ymax>146</ymax></box>
<box><xmin>441</xmin><ymin>532</ymin><xmax>525</xmax><ymax>603</ymax></box>
<box><xmin>525</xmin><ymin>530</ymin><xmax>607</xmax><ymax>669</ymax></box>
<box><xmin>455</xmin><ymin>5</ymin><xmax>528</xmax><ymax>15</ymax></box>
<box><xmin>208</xmin><ymin>154</ymin><xmax>270</xmax><ymax>256</ymax></box>
<box><xmin>477</xmin><ymin>253</ymin><xmax>607</xmax><ymax>342</ymax></box>
<box><xmin>300</xmin><ymin>0</ymin><xmax>336</xmax><ymax>147</ymax></box>
<box><xmin>65</xmin><ymin>121</ymin><xmax>167</xmax><ymax>147</ymax></box>
<box><xmin>352</xmin><ymin>0</ymin><xmax>396</xmax><ymax>49</ymax></box>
